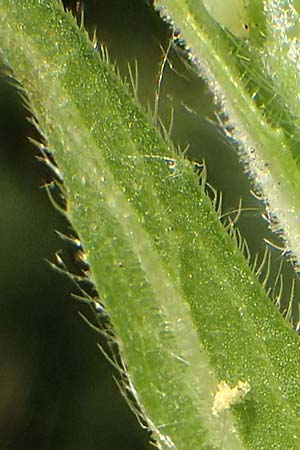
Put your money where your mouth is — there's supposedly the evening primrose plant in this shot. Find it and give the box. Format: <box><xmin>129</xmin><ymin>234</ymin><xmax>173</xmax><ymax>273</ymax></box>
<box><xmin>1</xmin><ymin>1</ymin><xmax>300</xmax><ymax>449</ymax></box>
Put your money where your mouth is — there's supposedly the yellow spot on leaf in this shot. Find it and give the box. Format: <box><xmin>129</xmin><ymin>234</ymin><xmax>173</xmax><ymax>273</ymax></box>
<box><xmin>212</xmin><ymin>380</ymin><xmax>250</xmax><ymax>416</ymax></box>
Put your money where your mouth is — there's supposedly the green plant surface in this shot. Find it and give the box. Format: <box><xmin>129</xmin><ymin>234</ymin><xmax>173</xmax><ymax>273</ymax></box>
<box><xmin>154</xmin><ymin>0</ymin><xmax>300</xmax><ymax>273</ymax></box>
<box><xmin>1</xmin><ymin>1</ymin><xmax>300</xmax><ymax>449</ymax></box>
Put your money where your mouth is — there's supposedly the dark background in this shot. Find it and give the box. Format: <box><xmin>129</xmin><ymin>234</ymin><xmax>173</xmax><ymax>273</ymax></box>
<box><xmin>1</xmin><ymin>1</ymin><xmax>299</xmax><ymax>449</ymax></box>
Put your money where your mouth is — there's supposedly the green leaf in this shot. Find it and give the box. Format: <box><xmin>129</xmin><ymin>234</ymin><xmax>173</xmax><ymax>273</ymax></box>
<box><xmin>154</xmin><ymin>0</ymin><xmax>300</xmax><ymax>273</ymax></box>
<box><xmin>1</xmin><ymin>1</ymin><xmax>300</xmax><ymax>449</ymax></box>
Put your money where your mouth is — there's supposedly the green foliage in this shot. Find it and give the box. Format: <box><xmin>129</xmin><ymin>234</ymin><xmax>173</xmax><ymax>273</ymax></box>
<box><xmin>155</xmin><ymin>0</ymin><xmax>300</xmax><ymax>273</ymax></box>
<box><xmin>1</xmin><ymin>1</ymin><xmax>300</xmax><ymax>449</ymax></box>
